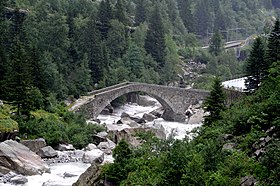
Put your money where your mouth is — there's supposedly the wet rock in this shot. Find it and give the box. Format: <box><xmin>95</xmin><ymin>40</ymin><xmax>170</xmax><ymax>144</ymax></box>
<box><xmin>264</xmin><ymin>136</ymin><xmax>271</xmax><ymax>143</ymax></box>
<box><xmin>63</xmin><ymin>172</ymin><xmax>77</xmax><ymax>178</ymax></box>
<box><xmin>138</xmin><ymin>95</ymin><xmax>158</xmax><ymax>106</ymax></box>
<box><xmin>117</xmin><ymin>117</ymin><xmax>141</xmax><ymax>128</ymax></box>
<box><xmin>1</xmin><ymin>172</ymin><xmax>17</xmax><ymax>183</ymax></box>
<box><xmin>96</xmin><ymin>131</ymin><xmax>108</xmax><ymax>138</ymax></box>
<box><xmin>84</xmin><ymin>144</ymin><xmax>98</xmax><ymax>151</ymax></box>
<box><xmin>0</xmin><ymin>140</ymin><xmax>50</xmax><ymax>175</ymax></box>
<box><xmin>21</xmin><ymin>138</ymin><xmax>46</xmax><ymax>153</ymax></box>
<box><xmin>73</xmin><ymin>163</ymin><xmax>102</xmax><ymax>186</ymax></box>
<box><xmin>10</xmin><ymin>175</ymin><xmax>28</xmax><ymax>185</ymax></box>
<box><xmin>143</xmin><ymin>113</ymin><xmax>157</xmax><ymax>122</ymax></box>
<box><xmin>97</xmin><ymin>139</ymin><xmax>116</xmax><ymax>155</ymax></box>
<box><xmin>149</xmin><ymin>107</ymin><xmax>164</xmax><ymax>118</ymax></box>
<box><xmin>82</xmin><ymin>149</ymin><xmax>104</xmax><ymax>164</ymax></box>
<box><xmin>57</xmin><ymin>144</ymin><xmax>75</xmax><ymax>151</ymax></box>
<box><xmin>37</xmin><ymin>146</ymin><xmax>58</xmax><ymax>158</ymax></box>
<box><xmin>42</xmin><ymin>180</ymin><xmax>70</xmax><ymax>186</ymax></box>
<box><xmin>121</xmin><ymin>112</ymin><xmax>130</xmax><ymax>118</ymax></box>
<box><xmin>240</xmin><ymin>175</ymin><xmax>256</xmax><ymax>186</ymax></box>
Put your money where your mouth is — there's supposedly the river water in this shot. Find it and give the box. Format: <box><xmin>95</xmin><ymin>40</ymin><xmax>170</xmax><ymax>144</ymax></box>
<box><xmin>2</xmin><ymin>96</ymin><xmax>202</xmax><ymax>186</ymax></box>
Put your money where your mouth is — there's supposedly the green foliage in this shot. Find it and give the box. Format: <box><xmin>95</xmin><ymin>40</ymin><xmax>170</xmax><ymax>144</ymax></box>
<box><xmin>209</xmin><ymin>31</ymin><xmax>223</xmax><ymax>56</ymax></box>
<box><xmin>245</xmin><ymin>37</ymin><xmax>266</xmax><ymax>92</ymax></box>
<box><xmin>203</xmin><ymin>77</ymin><xmax>226</xmax><ymax>126</ymax></box>
<box><xmin>0</xmin><ymin>105</ymin><xmax>19</xmax><ymax>132</ymax></box>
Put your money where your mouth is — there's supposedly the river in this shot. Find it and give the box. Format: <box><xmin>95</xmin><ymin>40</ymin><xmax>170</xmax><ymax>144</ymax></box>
<box><xmin>2</xmin><ymin>96</ymin><xmax>203</xmax><ymax>186</ymax></box>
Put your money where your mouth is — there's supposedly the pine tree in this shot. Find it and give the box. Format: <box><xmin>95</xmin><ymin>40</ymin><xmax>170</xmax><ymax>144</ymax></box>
<box><xmin>194</xmin><ymin>0</ymin><xmax>211</xmax><ymax>37</ymax></box>
<box><xmin>98</xmin><ymin>0</ymin><xmax>113</xmax><ymax>38</ymax></box>
<box><xmin>177</xmin><ymin>0</ymin><xmax>194</xmax><ymax>33</ymax></box>
<box><xmin>209</xmin><ymin>31</ymin><xmax>223</xmax><ymax>56</ymax></box>
<box><xmin>115</xmin><ymin>0</ymin><xmax>128</xmax><ymax>25</ymax></box>
<box><xmin>245</xmin><ymin>37</ymin><xmax>265</xmax><ymax>92</ymax></box>
<box><xmin>145</xmin><ymin>5</ymin><xmax>166</xmax><ymax>70</ymax></box>
<box><xmin>135</xmin><ymin>0</ymin><xmax>146</xmax><ymax>26</ymax></box>
<box><xmin>265</xmin><ymin>19</ymin><xmax>280</xmax><ymax>72</ymax></box>
<box><xmin>203</xmin><ymin>77</ymin><xmax>226</xmax><ymax>126</ymax></box>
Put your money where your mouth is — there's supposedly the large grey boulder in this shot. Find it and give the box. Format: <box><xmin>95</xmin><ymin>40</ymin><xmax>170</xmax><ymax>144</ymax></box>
<box><xmin>10</xmin><ymin>174</ymin><xmax>28</xmax><ymax>185</ymax></box>
<box><xmin>82</xmin><ymin>149</ymin><xmax>104</xmax><ymax>164</ymax></box>
<box><xmin>117</xmin><ymin>117</ymin><xmax>141</xmax><ymax>128</ymax></box>
<box><xmin>57</xmin><ymin>144</ymin><xmax>75</xmax><ymax>151</ymax></box>
<box><xmin>240</xmin><ymin>175</ymin><xmax>257</xmax><ymax>186</ymax></box>
<box><xmin>37</xmin><ymin>146</ymin><xmax>58</xmax><ymax>158</ymax></box>
<box><xmin>143</xmin><ymin>113</ymin><xmax>157</xmax><ymax>122</ymax></box>
<box><xmin>73</xmin><ymin>163</ymin><xmax>102</xmax><ymax>186</ymax></box>
<box><xmin>20</xmin><ymin>138</ymin><xmax>46</xmax><ymax>153</ymax></box>
<box><xmin>97</xmin><ymin>139</ymin><xmax>116</xmax><ymax>155</ymax></box>
<box><xmin>0</xmin><ymin>140</ymin><xmax>50</xmax><ymax>175</ymax></box>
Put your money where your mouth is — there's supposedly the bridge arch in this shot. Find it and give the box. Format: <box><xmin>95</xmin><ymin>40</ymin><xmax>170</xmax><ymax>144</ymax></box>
<box><xmin>75</xmin><ymin>82</ymin><xmax>210</xmax><ymax>122</ymax></box>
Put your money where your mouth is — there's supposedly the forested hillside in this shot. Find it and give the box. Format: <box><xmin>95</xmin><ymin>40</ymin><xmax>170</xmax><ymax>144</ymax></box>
<box><xmin>1</xmin><ymin>0</ymin><xmax>279</xmax><ymax>104</ymax></box>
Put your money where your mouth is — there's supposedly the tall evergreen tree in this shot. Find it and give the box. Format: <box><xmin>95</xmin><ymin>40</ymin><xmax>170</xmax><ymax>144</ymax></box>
<box><xmin>177</xmin><ymin>0</ymin><xmax>194</xmax><ymax>33</ymax></box>
<box><xmin>135</xmin><ymin>0</ymin><xmax>146</xmax><ymax>26</ymax></box>
<box><xmin>115</xmin><ymin>0</ymin><xmax>128</xmax><ymax>25</ymax></box>
<box><xmin>194</xmin><ymin>0</ymin><xmax>211</xmax><ymax>37</ymax></box>
<box><xmin>203</xmin><ymin>77</ymin><xmax>226</xmax><ymax>126</ymax></box>
<box><xmin>145</xmin><ymin>5</ymin><xmax>166</xmax><ymax>69</ymax></box>
<box><xmin>98</xmin><ymin>0</ymin><xmax>113</xmax><ymax>38</ymax></box>
<box><xmin>265</xmin><ymin>19</ymin><xmax>280</xmax><ymax>73</ymax></box>
<box><xmin>209</xmin><ymin>31</ymin><xmax>223</xmax><ymax>56</ymax></box>
<box><xmin>245</xmin><ymin>37</ymin><xmax>265</xmax><ymax>92</ymax></box>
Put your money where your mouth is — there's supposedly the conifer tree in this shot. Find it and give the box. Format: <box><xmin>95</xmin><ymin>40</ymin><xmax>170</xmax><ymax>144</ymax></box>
<box><xmin>145</xmin><ymin>4</ymin><xmax>166</xmax><ymax>70</ymax></box>
<box><xmin>209</xmin><ymin>31</ymin><xmax>223</xmax><ymax>56</ymax></box>
<box><xmin>115</xmin><ymin>0</ymin><xmax>128</xmax><ymax>25</ymax></box>
<box><xmin>245</xmin><ymin>37</ymin><xmax>265</xmax><ymax>92</ymax></box>
<box><xmin>98</xmin><ymin>0</ymin><xmax>113</xmax><ymax>38</ymax></box>
<box><xmin>203</xmin><ymin>77</ymin><xmax>226</xmax><ymax>126</ymax></box>
<box><xmin>265</xmin><ymin>19</ymin><xmax>280</xmax><ymax>72</ymax></box>
<box><xmin>177</xmin><ymin>0</ymin><xmax>194</xmax><ymax>32</ymax></box>
<box><xmin>135</xmin><ymin>0</ymin><xmax>146</xmax><ymax>26</ymax></box>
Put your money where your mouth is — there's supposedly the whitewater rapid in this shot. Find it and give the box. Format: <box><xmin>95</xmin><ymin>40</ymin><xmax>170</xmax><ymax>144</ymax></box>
<box><xmin>2</xmin><ymin>96</ymin><xmax>202</xmax><ymax>186</ymax></box>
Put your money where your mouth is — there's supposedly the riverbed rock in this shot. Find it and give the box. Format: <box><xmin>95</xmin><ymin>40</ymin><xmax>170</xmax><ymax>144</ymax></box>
<box><xmin>37</xmin><ymin>146</ymin><xmax>58</xmax><ymax>158</ymax></box>
<box><xmin>143</xmin><ymin>113</ymin><xmax>157</xmax><ymax>122</ymax></box>
<box><xmin>149</xmin><ymin>107</ymin><xmax>164</xmax><ymax>118</ymax></box>
<box><xmin>84</xmin><ymin>143</ymin><xmax>98</xmax><ymax>151</ymax></box>
<box><xmin>20</xmin><ymin>138</ymin><xmax>46</xmax><ymax>153</ymax></box>
<box><xmin>222</xmin><ymin>143</ymin><xmax>236</xmax><ymax>152</ymax></box>
<box><xmin>73</xmin><ymin>163</ymin><xmax>102</xmax><ymax>186</ymax></box>
<box><xmin>10</xmin><ymin>174</ymin><xmax>28</xmax><ymax>185</ymax></box>
<box><xmin>97</xmin><ymin>139</ymin><xmax>116</xmax><ymax>155</ymax></box>
<box><xmin>57</xmin><ymin>144</ymin><xmax>75</xmax><ymax>151</ymax></box>
<box><xmin>240</xmin><ymin>175</ymin><xmax>257</xmax><ymax>186</ymax></box>
<box><xmin>82</xmin><ymin>149</ymin><xmax>104</xmax><ymax>164</ymax></box>
<box><xmin>117</xmin><ymin>117</ymin><xmax>141</xmax><ymax>128</ymax></box>
<box><xmin>0</xmin><ymin>140</ymin><xmax>50</xmax><ymax>175</ymax></box>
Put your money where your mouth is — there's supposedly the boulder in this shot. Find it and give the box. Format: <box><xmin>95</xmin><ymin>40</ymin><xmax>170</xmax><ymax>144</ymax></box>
<box><xmin>10</xmin><ymin>175</ymin><xmax>28</xmax><ymax>185</ymax></box>
<box><xmin>0</xmin><ymin>140</ymin><xmax>50</xmax><ymax>175</ymax></box>
<box><xmin>73</xmin><ymin>163</ymin><xmax>102</xmax><ymax>186</ymax></box>
<box><xmin>84</xmin><ymin>143</ymin><xmax>98</xmax><ymax>151</ymax></box>
<box><xmin>37</xmin><ymin>146</ymin><xmax>58</xmax><ymax>158</ymax></box>
<box><xmin>121</xmin><ymin>112</ymin><xmax>130</xmax><ymax>118</ymax></box>
<box><xmin>57</xmin><ymin>144</ymin><xmax>75</xmax><ymax>151</ymax></box>
<box><xmin>117</xmin><ymin>117</ymin><xmax>141</xmax><ymax>128</ymax></box>
<box><xmin>96</xmin><ymin>131</ymin><xmax>108</xmax><ymax>138</ymax></box>
<box><xmin>82</xmin><ymin>149</ymin><xmax>104</xmax><ymax>164</ymax></box>
<box><xmin>97</xmin><ymin>139</ymin><xmax>116</xmax><ymax>155</ymax></box>
<box><xmin>63</xmin><ymin>172</ymin><xmax>77</xmax><ymax>178</ymax></box>
<box><xmin>149</xmin><ymin>107</ymin><xmax>164</xmax><ymax>118</ymax></box>
<box><xmin>20</xmin><ymin>138</ymin><xmax>46</xmax><ymax>153</ymax></box>
<box><xmin>143</xmin><ymin>113</ymin><xmax>157</xmax><ymax>122</ymax></box>
<box><xmin>240</xmin><ymin>175</ymin><xmax>257</xmax><ymax>186</ymax></box>
<box><xmin>138</xmin><ymin>95</ymin><xmax>158</xmax><ymax>106</ymax></box>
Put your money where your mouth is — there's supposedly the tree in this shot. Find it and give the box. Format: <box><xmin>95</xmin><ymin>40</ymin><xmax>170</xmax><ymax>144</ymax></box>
<box><xmin>203</xmin><ymin>77</ymin><xmax>226</xmax><ymax>126</ymax></box>
<box><xmin>145</xmin><ymin>5</ymin><xmax>166</xmax><ymax>70</ymax></box>
<box><xmin>135</xmin><ymin>0</ymin><xmax>146</xmax><ymax>26</ymax></box>
<box><xmin>245</xmin><ymin>37</ymin><xmax>265</xmax><ymax>92</ymax></box>
<box><xmin>177</xmin><ymin>0</ymin><xmax>194</xmax><ymax>32</ymax></box>
<box><xmin>115</xmin><ymin>0</ymin><xmax>128</xmax><ymax>25</ymax></box>
<box><xmin>209</xmin><ymin>31</ymin><xmax>223</xmax><ymax>56</ymax></box>
<box><xmin>265</xmin><ymin>19</ymin><xmax>280</xmax><ymax>73</ymax></box>
<box><xmin>194</xmin><ymin>0</ymin><xmax>211</xmax><ymax>37</ymax></box>
<box><xmin>98</xmin><ymin>0</ymin><xmax>113</xmax><ymax>38</ymax></box>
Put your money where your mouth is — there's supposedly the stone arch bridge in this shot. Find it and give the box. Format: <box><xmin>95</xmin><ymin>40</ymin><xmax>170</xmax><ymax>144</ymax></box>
<box><xmin>71</xmin><ymin>82</ymin><xmax>210</xmax><ymax>122</ymax></box>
